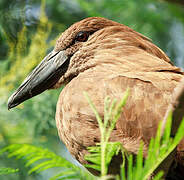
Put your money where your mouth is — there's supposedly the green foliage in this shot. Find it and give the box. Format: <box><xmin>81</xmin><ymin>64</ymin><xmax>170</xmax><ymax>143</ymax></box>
<box><xmin>0</xmin><ymin>0</ymin><xmax>62</xmax><ymax>146</ymax></box>
<box><xmin>0</xmin><ymin>0</ymin><xmax>52</xmax><ymax>93</ymax></box>
<box><xmin>84</xmin><ymin>90</ymin><xmax>129</xmax><ymax>176</ymax></box>
<box><xmin>2</xmin><ymin>144</ymin><xmax>94</xmax><ymax>180</ymax></box>
<box><xmin>0</xmin><ymin>1</ymin><xmax>64</xmax><ymax>178</ymax></box>
<box><xmin>85</xmin><ymin>142</ymin><xmax>122</xmax><ymax>172</ymax></box>
<box><xmin>0</xmin><ymin>167</ymin><xmax>19</xmax><ymax>175</ymax></box>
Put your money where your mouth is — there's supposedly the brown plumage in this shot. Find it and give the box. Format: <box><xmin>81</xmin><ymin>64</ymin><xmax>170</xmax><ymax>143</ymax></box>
<box><xmin>8</xmin><ymin>17</ymin><xmax>184</xmax><ymax>177</ymax></box>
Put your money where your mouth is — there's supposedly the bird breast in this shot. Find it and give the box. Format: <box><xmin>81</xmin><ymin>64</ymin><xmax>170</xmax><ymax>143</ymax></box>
<box><xmin>55</xmin><ymin>61</ymin><xmax>183</xmax><ymax>164</ymax></box>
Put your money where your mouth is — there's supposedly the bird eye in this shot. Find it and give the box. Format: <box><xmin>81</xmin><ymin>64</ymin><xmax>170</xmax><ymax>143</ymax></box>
<box><xmin>75</xmin><ymin>31</ymin><xmax>89</xmax><ymax>42</ymax></box>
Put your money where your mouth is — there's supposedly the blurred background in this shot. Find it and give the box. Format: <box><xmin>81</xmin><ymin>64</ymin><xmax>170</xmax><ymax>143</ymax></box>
<box><xmin>0</xmin><ymin>0</ymin><xmax>184</xmax><ymax>179</ymax></box>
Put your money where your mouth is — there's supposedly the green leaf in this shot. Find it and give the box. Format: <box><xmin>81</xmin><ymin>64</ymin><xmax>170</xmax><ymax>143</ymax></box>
<box><xmin>0</xmin><ymin>167</ymin><xmax>19</xmax><ymax>175</ymax></box>
<box><xmin>85</xmin><ymin>164</ymin><xmax>101</xmax><ymax>172</ymax></box>
<box><xmin>85</xmin><ymin>142</ymin><xmax>123</xmax><ymax>172</ymax></box>
<box><xmin>3</xmin><ymin>144</ymin><xmax>95</xmax><ymax>180</ymax></box>
<box><xmin>105</xmin><ymin>142</ymin><xmax>122</xmax><ymax>165</ymax></box>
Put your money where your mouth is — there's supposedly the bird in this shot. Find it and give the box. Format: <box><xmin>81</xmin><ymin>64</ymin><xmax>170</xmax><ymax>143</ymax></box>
<box><xmin>7</xmin><ymin>17</ymin><xmax>184</xmax><ymax>177</ymax></box>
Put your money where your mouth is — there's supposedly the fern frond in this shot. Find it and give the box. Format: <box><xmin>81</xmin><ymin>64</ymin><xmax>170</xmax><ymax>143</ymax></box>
<box><xmin>84</xmin><ymin>90</ymin><xmax>129</xmax><ymax>178</ymax></box>
<box><xmin>3</xmin><ymin>144</ymin><xmax>95</xmax><ymax>180</ymax></box>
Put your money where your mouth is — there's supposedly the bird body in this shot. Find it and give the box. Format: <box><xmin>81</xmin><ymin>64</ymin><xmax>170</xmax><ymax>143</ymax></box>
<box><xmin>56</xmin><ymin>39</ymin><xmax>183</xmax><ymax>164</ymax></box>
<box><xmin>8</xmin><ymin>17</ymin><xmax>184</xmax><ymax>176</ymax></box>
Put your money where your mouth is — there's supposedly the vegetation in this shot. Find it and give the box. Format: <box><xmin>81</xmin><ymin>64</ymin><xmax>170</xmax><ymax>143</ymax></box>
<box><xmin>0</xmin><ymin>168</ymin><xmax>19</xmax><ymax>175</ymax></box>
<box><xmin>0</xmin><ymin>0</ymin><xmax>184</xmax><ymax>179</ymax></box>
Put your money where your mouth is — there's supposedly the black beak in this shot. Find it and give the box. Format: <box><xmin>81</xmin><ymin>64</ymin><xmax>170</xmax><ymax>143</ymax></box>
<box><xmin>8</xmin><ymin>50</ymin><xmax>69</xmax><ymax>110</ymax></box>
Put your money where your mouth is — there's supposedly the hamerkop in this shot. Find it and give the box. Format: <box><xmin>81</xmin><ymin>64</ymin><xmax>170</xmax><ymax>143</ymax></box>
<box><xmin>8</xmin><ymin>17</ymin><xmax>184</xmax><ymax>177</ymax></box>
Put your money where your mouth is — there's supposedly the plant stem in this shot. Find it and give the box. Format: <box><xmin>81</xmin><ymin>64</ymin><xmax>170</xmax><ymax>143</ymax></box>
<box><xmin>101</xmin><ymin>130</ymin><xmax>106</xmax><ymax>176</ymax></box>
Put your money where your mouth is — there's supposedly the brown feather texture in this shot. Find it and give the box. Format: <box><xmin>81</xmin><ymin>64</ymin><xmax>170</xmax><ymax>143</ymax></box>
<box><xmin>8</xmin><ymin>17</ymin><xmax>184</xmax><ymax>177</ymax></box>
<box><xmin>55</xmin><ymin>17</ymin><xmax>183</xmax><ymax>160</ymax></box>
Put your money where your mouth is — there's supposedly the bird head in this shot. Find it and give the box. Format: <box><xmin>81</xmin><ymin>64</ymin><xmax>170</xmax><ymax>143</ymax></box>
<box><xmin>7</xmin><ymin>17</ymin><xmax>169</xmax><ymax>109</ymax></box>
<box><xmin>7</xmin><ymin>17</ymin><xmax>119</xmax><ymax>109</ymax></box>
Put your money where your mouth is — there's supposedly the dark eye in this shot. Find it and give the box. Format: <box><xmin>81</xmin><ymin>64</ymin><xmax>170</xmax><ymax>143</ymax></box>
<box><xmin>75</xmin><ymin>31</ymin><xmax>89</xmax><ymax>42</ymax></box>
